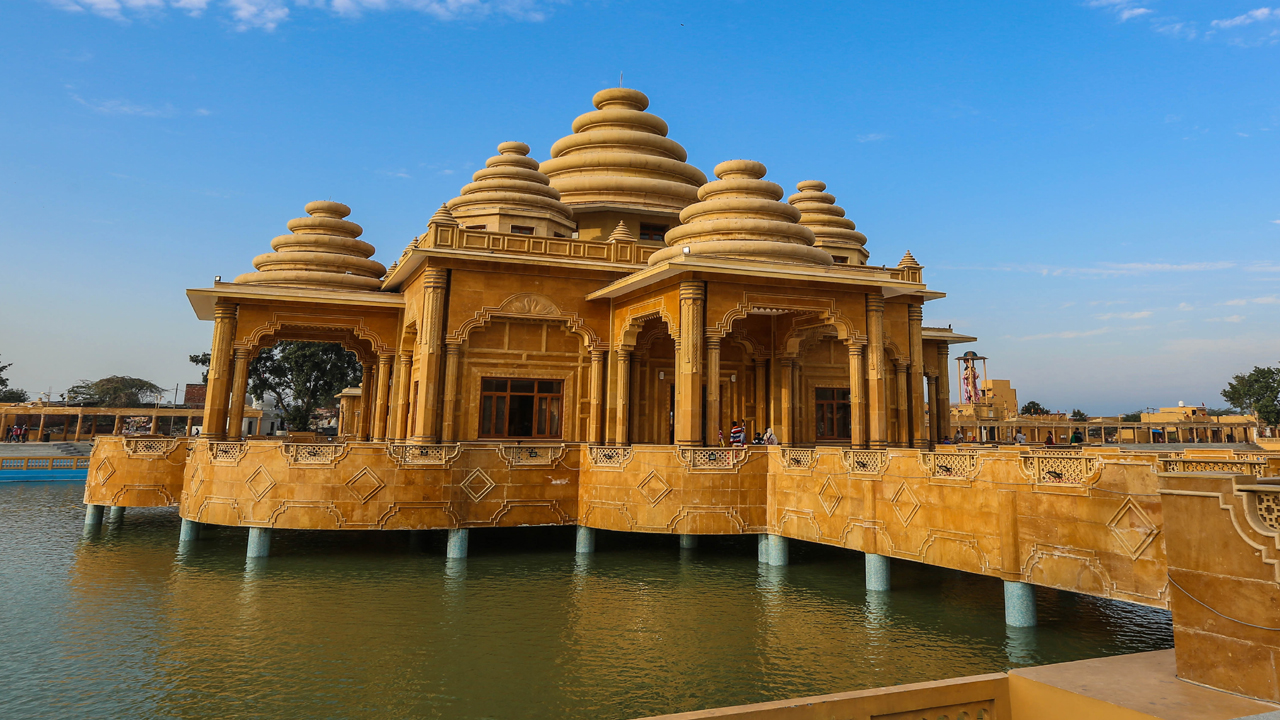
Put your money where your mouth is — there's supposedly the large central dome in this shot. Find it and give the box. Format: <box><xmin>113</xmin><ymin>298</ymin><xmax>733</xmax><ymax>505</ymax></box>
<box><xmin>539</xmin><ymin>88</ymin><xmax>707</xmax><ymax>214</ymax></box>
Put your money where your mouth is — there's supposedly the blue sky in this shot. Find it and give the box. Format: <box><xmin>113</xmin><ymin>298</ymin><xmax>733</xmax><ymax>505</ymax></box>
<box><xmin>1</xmin><ymin>0</ymin><xmax>1277</xmax><ymax>414</ymax></box>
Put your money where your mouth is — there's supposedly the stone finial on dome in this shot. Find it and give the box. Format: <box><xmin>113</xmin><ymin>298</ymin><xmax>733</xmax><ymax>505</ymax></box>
<box><xmin>647</xmin><ymin>160</ymin><xmax>832</xmax><ymax>266</ymax></box>
<box><xmin>445</xmin><ymin>142</ymin><xmax>575</xmax><ymax>237</ymax></box>
<box><xmin>607</xmin><ymin>220</ymin><xmax>635</xmax><ymax>243</ymax></box>
<box><xmin>428</xmin><ymin>203</ymin><xmax>458</xmax><ymax>227</ymax></box>
<box><xmin>540</xmin><ymin>88</ymin><xmax>707</xmax><ymax>213</ymax></box>
<box><xmin>898</xmin><ymin>250</ymin><xmax>920</xmax><ymax>267</ymax></box>
<box><xmin>788</xmin><ymin>180</ymin><xmax>869</xmax><ymax>265</ymax></box>
<box><xmin>234</xmin><ymin>201</ymin><xmax>386</xmax><ymax>292</ymax></box>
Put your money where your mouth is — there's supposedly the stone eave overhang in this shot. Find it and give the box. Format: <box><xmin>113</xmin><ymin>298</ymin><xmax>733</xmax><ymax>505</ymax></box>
<box><xmin>922</xmin><ymin>327</ymin><xmax>978</xmax><ymax>345</ymax></box>
<box><xmin>187</xmin><ymin>282</ymin><xmax>405</xmax><ymax>321</ymax></box>
<box><xmin>384</xmin><ymin>247</ymin><xmax>645</xmax><ymax>289</ymax></box>
<box><xmin>585</xmin><ymin>256</ymin><xmax>945</xmax><ymax>302</ymax></box>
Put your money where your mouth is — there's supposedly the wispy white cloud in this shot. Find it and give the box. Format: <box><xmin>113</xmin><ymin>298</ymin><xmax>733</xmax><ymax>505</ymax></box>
<box><xmin>1206</xmin><ymin>315</ymin><xmax>1246</xmax><ymax>323</ymax></box>
<box><xmin>1222</xmin><ymin>298</ymin><xmax>1248</xmax><ymax>306</ymax></box>
<box><xmin>1271</xmin><ymin>219</ymin><xmax>1280</xmax><ymax>224</ymax></box>
<box><xmin>856</xmin><ymin>133</ymin><xmax>890</xmax><ymax>143</ymax></box>
<box><xmin>1177</xmin><ymin>302</ymin><xmax>1194</xmax><ymax>311</ymax></box>
<box><xmin>1212</xmin><ymin>7</ymin><xmax>1276</xmax><ymax>28</ymax></box>
<box><xmin>1119</xmin><ymin>7</ymin><xmax>1152</xmax><ymax>20</ymax></box>
<box><xmin>70</xmin><ymin>93</ymin><xmax>178</xmax><ymax>117</ymax></box>
<box><xmin>1021</xmin><ymin>327</ymin><xmax>1111</xmax><ymax>341</ymax></box>
<box><xmin>1254</xmin><ymin>295</ymin><xmax>1280</xmax><ymax>304</ymax></box>
<box><xmin>1096</xmin><ymin>310</ymin><xmax>1153</xmax><ymax>320</ymax></box>
<box><xmin>50</xmin><ymin>0</ymin><xmax>559</xmax><ymax>29</ymax></box>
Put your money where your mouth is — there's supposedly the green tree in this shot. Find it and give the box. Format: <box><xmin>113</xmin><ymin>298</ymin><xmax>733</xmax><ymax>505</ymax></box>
<box><xmin>1222</xmin><ymin>364</ymin><xmax>1280</xmax><ymax>426</ymax></box>
<box><xmin>247</xmin><ymin>342</ymin><xmax>362</xmax><ymax>431</ymax></box>
<box><xmin>1020</xmin><ymin>400</ymin><xmax>1049</xmax><ymax>416</ymax></box>
<box><xmin>0</xmin><ymin>354</ymin><xmax>26</xmax><ymax>402</ymax></box>
<box><xmin>1070</xmin><ymin>409</ymin><xmax>1089</xmax><ymax>422</ymax></box>
<box><xmin>67</xmin><ymin>376</ymin><xmax>164</xmax><ymax>407</ymax></box>
<box><xmin>1121</xmin><ymin>410</ymin><xmax>1143</xmax><ymax>422</ymax></box>
<box><xmin>189</xmin><ymin>352</ymin><xmax>211</xmax><ymax>383</ymax></box>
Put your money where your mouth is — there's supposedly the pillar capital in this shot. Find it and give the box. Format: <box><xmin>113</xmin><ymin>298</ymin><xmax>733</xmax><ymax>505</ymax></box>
<box><xmin>704</xmin><ymin>335</ymin><xmax>721</xmax><ymax>349</ymax></box>
<box><xmin>421</xmin><ymin>266</ymin><xmax>448</xmax><ymax>289</ymax></box>
<box><xmin>444</xmin><ymin>344</ymin><xmax>460</xmax><ymax>357</ymax></box>
<box><xmin>213</xmin><ymin>301</ymin><xmax>237</xmax><ymax>319</ymax></box>
<box><xmin>591</xmin><ymin>349</ymin><xmax>607</xmax><ymax>362</ymax></box>
<box><xmin>866</xmin><ymin>294</ymin><xmax>886</xmax><ymax>314</ymax></box>
<box><xmin>907</xmin><ymin>304</ymin><xmax>923</xmax><ymax>322</ymax></box>
<box><xmin>679</xmin><ymin>279</ymin><xmax>705</xmax><ymax>301</ymax></box>
<box><xmin>847</xmin><ymin>342</ymin><xmax>864</xmax><ymax>357</ymax></box>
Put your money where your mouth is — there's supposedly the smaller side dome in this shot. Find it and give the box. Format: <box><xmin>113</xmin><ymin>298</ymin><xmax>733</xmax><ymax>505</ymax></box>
<box><xmin>446</xmin><ymin>142</ymin><xmax>575</xmax><ymax>237</ymax></box>
<box><xmin>607</xmin><ymin>220</ymin><xmax>636</xmax><ymax>243</ymax></box>
<box><xmin>648</xmin><ymin>160</ymin><xmax>832</xmax><ymax>266</ymax></box>
<box><xmin>428</xmin><ymin>203</ymin><xmax>458</xmax><ymax>227</ymax></box>
<box><xmin>235</xmin><ymin>201</ymin><xmax>386</xmax><ymax>291</ymax></box>
<box><xmin>898</xmin><ymin>250</ymin><xmax>920</xmax><ymax>267</ymax></box>
<box><xmin>788</xmin><ymin>181</ymin><xmax>869</xmax><ymax>265</ymax></box>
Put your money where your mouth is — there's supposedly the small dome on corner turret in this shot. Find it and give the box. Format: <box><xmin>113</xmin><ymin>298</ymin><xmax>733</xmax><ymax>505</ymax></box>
<box><xmin>788</xmin><ymin>181</ymin><xmax>869</xmax><ymax>265</ymax></box>
<box><xmin>445</xmin><ymin>142</ymin><xmax>575</xmax><ymax>236</ymax></box>
<box><xmin>234</xmin><ymin>201</ymin><xmax>386</xmax><ymax>291</ymax></box>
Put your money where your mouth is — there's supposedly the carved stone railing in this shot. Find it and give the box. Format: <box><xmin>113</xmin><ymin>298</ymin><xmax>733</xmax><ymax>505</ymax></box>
<box><xmin>1161</xmin><ymin>458</ymin><xmax>1266</xmax><ymax>475</ymax></box>
<box><xmin>841</xmin><ymin>449</ymin><xmax>888</xmax><ymax>475</ymax></box>
<box><xmin>678</xmin><ymin>447</ymin><xmax>749</xmax><ymax>471</ymax></box>
<box><xmin>499</xmin><ymin>444</ymin><xmax>566</xmax><ymax>468</ymax></box>
<box><xmin>386</xmin><ymin>443</ymin><xmax>462</xmax><ymax>467</ymax></box>
<box><xmin>0</xmin><ymin>457</ymin><xmax>91</xmax><ymax>471</ymax></box>
<box><xmin>123</xmin><ymin>438</ymin><xmax>181</xmax><ymax>457</ymax></box>
<box><xmin>1020</xmin><ymin>453</ymin><xmax>1100</xmax><ymax>485</ymax></box>
<box><xmin>588</xmin><ymin>446</ymin><xmax>633</xmax><ymax>468</ymax></box>
<box><xmin>280</xmin><ymin>443</ymin><xmax>349</xmax><ymax>468</ymax></box>
<box><xmin>780</xmin><ymin>448</ymin><xmax>817</xmax><ymax>470</ymax></box>
<box><xmin>1251</xmin><ymin>485</ymin><xmax>1280</xmax><ymax>534</ymax></box>
<box><xmin>919</xmin><ymin>451</ymin><xmax>979</xmax><ymax>478</ymax></box>
<box><xmin>207</xmin><ymin>442</ymin><xmax>248</xmax><ymax>465</ymax></box>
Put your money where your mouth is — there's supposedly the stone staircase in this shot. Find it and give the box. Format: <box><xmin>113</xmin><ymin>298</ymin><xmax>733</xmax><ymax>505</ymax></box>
<box><xmin>0</xmin><ymin>441</ymin><xmax>94</xmax><ymax>457</ymax></box>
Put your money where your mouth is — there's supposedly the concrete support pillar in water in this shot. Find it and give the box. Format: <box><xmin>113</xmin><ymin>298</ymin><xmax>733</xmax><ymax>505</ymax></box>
<box><xmin>759</xmin><ymin>534</ymin><xmax>788</xmax><ymax>566</ymax></box>
<box><xmin>866</xmin><ymin>553</ymin><xmax>891</xmax><ymax>592</ymax></box>
<box><xmin>84</xmin><ymin>504</ymin><xmax>104</xmax><ymax>527</ymax></box>
<box><xmin>107</xmin><ymin>506</ymin><xmax>125</xmax><ymax>523</ymax></box>
<box><xmin>679</xmin><ymin>534</ymin><xmax>697</xmax><ymax>549</ymax></box>
<box><xmin>446</xmin><ymin>528</ymin><xmax>469</xmax><ymax>559</ymax></box>
<box><xmin>247</xmin><ymin>527</ymin><xmax>272</xmax><ymax>558</ymax></box>
<box><xmin>179</xmin><ymin>518</ymin><xmax>201</xmax><ymax>544</ymax></box>
<box><xmin>575</xmin><ymin>526</ymin><xmax>595</xmax><ymax>555</ymax></box>
<box><xmin>1004</xmin><ymin>580</ymin><xmax>1037</xmax><ymax>627</ymax></box>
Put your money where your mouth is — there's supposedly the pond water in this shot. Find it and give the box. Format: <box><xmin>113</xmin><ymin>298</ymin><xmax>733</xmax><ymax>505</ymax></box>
<box><xmin>0</xmin><ymin>482</ymin><xmax>1174</xmax><ymax>719</ymax></box>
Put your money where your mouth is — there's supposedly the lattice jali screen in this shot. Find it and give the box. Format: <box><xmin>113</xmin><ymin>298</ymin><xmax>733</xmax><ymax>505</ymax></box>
<box><xmin>208</xmin><ymin>442</ymin><xmax>248</xmax><ymax>464</ymax></box>
<box><xmin>1161</xmin><ymin>459</ymin><xmax>1262</xmax><ymax>475</ymax></box>
<box><xmin>679</xmin><ymin>447</ymin><xmax>748</xmax><ymax>470</ymax></box>
<box><xmin>1254</xmin><ymin>491</ymin><xmax>1280</xmax><ymax>533</ymax></box>
<box><xmin>589</xmin><ymin>446</ymin><xmax>633</xmax><ymax>468</ymax></box>
<box><xmin>499</xmin><ymin>445</ymin><xmax>566</xmax><ymax>467</ymax></box>
<box><xmin>781</xmin><ymin>448</ymin><xmax>816</xmax><ymax>469</ymax></box>
<box><xmin>920</xmin><ymin>452</ymin><xmax>979</xmax><ymax>478</ymax></box>
<box><xmin>841</xmin><ymin>450</ymin><xmax>888</xmax><ymax>475</ymax></box>
<box><xmin>386</xmin><ymin>444</ymin><xmax>462</xmax><ymax>467</ymax></box>
<box><xmin>281</xmin><ymin>443</ymin><xmax>346</xmax><ymax>466</ymax></box>
<box><xmin>124</xmin><ymin>438</ymin><xmax>180</xmax><ymax>457</ymax></box>
<box><xmin>1020</xmin><ymin>454</ymin><xmax>1099</xmax><ymax>485</ymax></box>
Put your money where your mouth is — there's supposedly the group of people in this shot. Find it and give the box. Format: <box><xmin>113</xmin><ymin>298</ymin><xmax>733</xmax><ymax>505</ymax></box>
<box><xmin>7</xmin><ymin>424</ymin><xmax>31</xmax><ymax>443</ymax></box>
<box><xmin>718</xmin><ymin>421</ymin><xmax>780</xmax><ymax>446</ymax></box>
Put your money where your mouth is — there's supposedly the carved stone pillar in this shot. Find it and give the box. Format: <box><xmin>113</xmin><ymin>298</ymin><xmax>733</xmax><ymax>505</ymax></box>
<box><xmin>848</xmin><ymin>344</ymin><xmax>866</xmax><ymax>448</ymax></box>
<box><xmin>704</xmin><ymin>337</ymin><xmax>721</xmax><ymax>444</ymax></box>
<box><xmin>936</xmin><ymin>343</ymin><xmax>952</xmax><ymax>442</ymax></box>
<box><xmin>675</xmin><ymin>281</ymin><xmax>704</xmax><ymax>446</ymax></box>
<box><xmin>791</xmin><ymin>357</ymin><xmax>803</xmax><ymax>444</ymax></box>
<box><xmin>779</xmin><ymin>357</ymin><xmax>794</xmax><ymax>445</ymax></box>
<box><xmin>373</xmin><ymin>353</ymin><xmax>393</xmax><ymax>442</ymax></box>
<box><xmin>908</xmin><ymin>305</ymin><xmax>928</xmax><ymax>448</ymax></box>
<box><xmin>753</xmin><ymin>357</ymin><xmax>768</xmax><ymax>438</ymax></box>
<box><xmin>895</xmin><ymin>362</ymin><xmax>910</xmax><ymax>448</ymax></box>
<box><xmin>866</xmin><ymin>295</ymin><xmax>888</xmax><ymax>449</ymax></box>
<box><xmin>413</xmin><ymin>267</ymin><xmax>448</xmax><ymax>442</ymax></box>
<box><xmin>588</xmin><ymin>350</ymin><xmax>605</xmax><ymax>444</ymax></box>
<box><xmin>441</xmin><ymin>344</ymin><xmax>461</xmax><ymax>442</ymax></box>
<box><xmin>226</xmin><ymin>348</ymin><xmax>251</xmax><ymax>440</ymax></box>
<box><xmin>359</xmin><ymin>362</ymin><xmax>374</xmax><ymax>441</ymax></box>
<box><xmin>616</xmin><ymin>349</ymin><xmax>631</xmax><ymax>444</ymax></box>
<box><xmin>202</xmin><ymin>301</ymin><xmax>237</xmax><ymax>440</ymax></box>
<box><xmin>928</xmin><ymin>374</ymin><xmax>940</xmax><ymax>448</ymax></box>
<box><xmin>391</xmin><ymin>352</ymin><xmax>412</xmax><ymax>440</ymax></box>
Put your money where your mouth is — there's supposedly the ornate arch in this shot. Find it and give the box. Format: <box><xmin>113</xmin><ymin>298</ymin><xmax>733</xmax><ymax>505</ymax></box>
<box><xmin>710</xmin><ymin>292</ymin><xmax>865</xmax><ymax>345</ymax></box>
<box><xmin>448</xmin><ymin>292</ymin><xmax>605</xmax><ymax>351</ymax></box>
<box><xmin>616</xmin><ymin>296</ymin><xmax>677</xmax><ymax>352</ymax></box>
<box><xmin>238</xmin><ymin>311</ymin><xmax>396</xmax><ymax>357</ymax></box>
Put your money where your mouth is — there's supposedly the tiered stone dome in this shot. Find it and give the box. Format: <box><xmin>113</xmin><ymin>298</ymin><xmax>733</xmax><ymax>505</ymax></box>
<box><xmin>540</xmin><ymin>88</ymin><xmax>707</xmax><ymax>213</ymax></box>
<box><xmin>445</xmin><ymin>142</ymin><xmax>575</xmax><ymax>236</ymax></box>
<box><xmin>787</xmin><ymin>181</ymin><xmax>869</xmax><ymax>265</ymax></box>
<box><xmin>649</xmin><ymin>160</ymin><xmax>832</xmax><ymax>266</ymax></box>
<box><xmin>235</xmin><ymin>201</ymin><xmax>386</xmax><ymax>291</ymax></box>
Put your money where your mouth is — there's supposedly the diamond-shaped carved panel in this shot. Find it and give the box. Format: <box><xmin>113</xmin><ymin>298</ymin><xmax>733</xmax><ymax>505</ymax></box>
<box><xmin>638</xmin><ymin>471</ymin><xmax>671</xmax><ymax>506</ymax></box>
<box><xmin>462</xmin><ymin>468</ymin><xmax>495</xmax><ymax>502</ymax></box>
<box><xmin>890</xmin><ymin>482</ymin><xmax>920</xmax><ymax>527</ymax></box>
<box><xmin>96</xmin><ymin>457</ymin><xmax>116</xmax><ymax>486</ymax></box>
<box><xmin>1107</xmin><ymin>497</ymin><xmax>1159</xmax><ymax>559</ymax></box>
<box><xmin>818</xmin><ymin>478</ymin><xmax>842</xmax><ymax>516</ymax></box>
<box><xmin>245</xmin><ymin>465</ymin><xmax>276</xmax><ymax>501</ymax></box>
<box><xmin>345</xmin><ymin>467</ymin><xmax>385</xmax><ymax>504</ymax></box>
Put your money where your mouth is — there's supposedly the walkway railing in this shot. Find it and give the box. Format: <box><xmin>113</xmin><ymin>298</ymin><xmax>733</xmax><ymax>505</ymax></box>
<box><xmin>0</xmin><ymin>457</ymin><xmax>91</xmax><ymax>471</ymax></box>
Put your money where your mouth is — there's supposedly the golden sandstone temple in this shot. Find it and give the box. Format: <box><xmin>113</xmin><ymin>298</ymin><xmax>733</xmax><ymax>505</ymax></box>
<box><xmin>83</xmin><ymin>88</ymin><xmax>1280</xmax><ymax>719</ymax></box>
